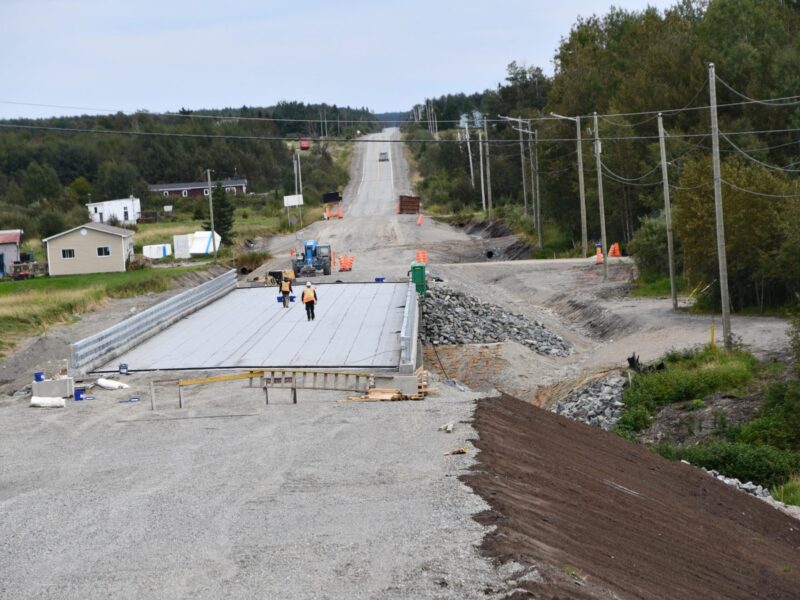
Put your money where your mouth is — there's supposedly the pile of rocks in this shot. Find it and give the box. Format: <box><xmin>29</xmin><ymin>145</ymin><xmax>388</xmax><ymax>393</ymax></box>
<box><xmin>419</xmin><ymin>287</ymin><xmax>572</xmax><ymax>357</ymax></box>
<box><xmin>703</xmin><ymin>468</ymin><xmax>771</xmax><ymax>499</ymax></box>
<box><xmin>552</xmin><ymin>375</ymin><xmax>626</xmax><ymax>431</ymax></box>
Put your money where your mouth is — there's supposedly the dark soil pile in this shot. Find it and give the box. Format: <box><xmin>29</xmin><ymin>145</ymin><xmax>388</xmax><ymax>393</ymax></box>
<box><xmin>463</xmin><ymin>394</ymin><xmax>800</xmax><ymax>599</ymax></box>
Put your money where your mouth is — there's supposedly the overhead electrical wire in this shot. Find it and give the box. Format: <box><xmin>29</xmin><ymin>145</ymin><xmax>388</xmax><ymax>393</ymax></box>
<box><xmin>714</xmin><ymin>76</ymin><xmax>800</xmax><ymax>107</ymax></box>
<box><xmin>720</xmin><ymin>178</ymin><xmax>800</xmax><ymax>199</ymax></box>
<box><xmin>720</xmin><ymin>133</ymin><xmax>800</xmax><ymax>173</ymax></box>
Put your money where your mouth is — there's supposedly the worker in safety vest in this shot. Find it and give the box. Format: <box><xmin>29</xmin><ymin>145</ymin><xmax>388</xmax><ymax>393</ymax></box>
<box><xmin>279</xmin><ymin>276</ymin><xmax>293</xmax><ymax>308</ymax></box>
<box><xmin>302</xmin><ymin>282</ymin><xmax>318</xmax><ymax>321</ymax></box>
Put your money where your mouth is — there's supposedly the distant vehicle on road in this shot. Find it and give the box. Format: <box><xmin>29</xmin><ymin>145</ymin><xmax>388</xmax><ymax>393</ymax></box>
<box><xmin>292</xmin><ymin>239</ymin><xmax>332</xmax><ymax>276</ymax></box>
<box><xmin>299</xmin><ymin>138</ymin><xmax>311</xmax><ymax>151</ymax></box>
<box><xmin>378</xmin><ymin>151</ymin><xmax>389</xmax><ymax>162</ymax></box>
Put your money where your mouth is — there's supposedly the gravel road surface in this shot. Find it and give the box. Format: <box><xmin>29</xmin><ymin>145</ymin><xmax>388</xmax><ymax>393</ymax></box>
<box><xmin>1</xmin><ymin>127</ymin><xmax>794</xmax><ymax>599</ymax></box>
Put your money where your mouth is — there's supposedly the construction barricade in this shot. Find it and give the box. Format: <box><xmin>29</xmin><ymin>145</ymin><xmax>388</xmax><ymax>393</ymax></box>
<box><xmin>338</xmin><ymin>255</ymin><xmax>355</xmax><ymax>271</ymax></box>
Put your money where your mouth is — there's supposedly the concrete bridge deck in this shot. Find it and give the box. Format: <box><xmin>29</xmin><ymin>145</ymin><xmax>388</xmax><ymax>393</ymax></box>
<box><xmin>97</xmin><ymin>282</ymin><xmax>409</xmax><ymax>372</ymax></box>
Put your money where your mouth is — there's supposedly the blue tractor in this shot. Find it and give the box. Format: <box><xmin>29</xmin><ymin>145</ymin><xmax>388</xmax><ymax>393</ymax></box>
<box><xmin>292</xmin><ymin>240</ymin><xmax>332</xmax><ymax>276</ymax></box>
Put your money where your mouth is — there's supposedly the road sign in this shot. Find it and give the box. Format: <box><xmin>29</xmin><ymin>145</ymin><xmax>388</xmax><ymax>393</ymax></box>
<box><xmin>283</xmin><ymin>194</ymin><xmax>304</xmax><ymax>207</ymax></box>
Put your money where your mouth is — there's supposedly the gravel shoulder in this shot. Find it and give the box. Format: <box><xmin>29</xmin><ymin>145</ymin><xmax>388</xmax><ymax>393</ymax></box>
<box><xmin>0</xmin><ymin>376</ymin><xmax>509</xmax><ymax>599</ymax></box>
<box><xmin>1</xmin><ymin>127</ymin><xmax>795</xmax><ymax>599</ymax></box>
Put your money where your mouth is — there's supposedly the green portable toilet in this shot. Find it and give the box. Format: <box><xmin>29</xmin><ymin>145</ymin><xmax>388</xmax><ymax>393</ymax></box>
<box><xmin>410</xmin><ymin>261</ymin><xmax>427</xmax><ymax>293</ymax></box>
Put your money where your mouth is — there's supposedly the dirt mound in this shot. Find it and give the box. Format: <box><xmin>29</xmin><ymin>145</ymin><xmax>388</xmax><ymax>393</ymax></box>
<box><xmin>465</xmin><ymin>220</ymin><xmax>514</xmax><ymax>239</ymax></box>
<box><xmin>463</xmin><ymin>394</ymin><xmax>800</xmax><ymax>599</ymax></box>
<box><xmin>548</xmin><ymin>292</ymin><xmax>632</xmax><ymax>340</ymax></box>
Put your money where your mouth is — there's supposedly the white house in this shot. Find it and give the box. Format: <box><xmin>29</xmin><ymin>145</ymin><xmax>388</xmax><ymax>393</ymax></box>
<box><xmin>86</xmin><ymin>196</ymin><xmax>141</xmax><ymax>225</ymax></box>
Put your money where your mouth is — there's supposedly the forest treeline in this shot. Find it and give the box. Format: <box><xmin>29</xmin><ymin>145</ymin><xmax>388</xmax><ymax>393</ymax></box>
<box><xmin>0</xmin><ymin>102</ymin><xmax>379</xmax><ymax>239</ymax></box>
<box><xmin>406</xmin><ymin>0</ymin><xmax>800</xmax><ymax>310</ymax></box>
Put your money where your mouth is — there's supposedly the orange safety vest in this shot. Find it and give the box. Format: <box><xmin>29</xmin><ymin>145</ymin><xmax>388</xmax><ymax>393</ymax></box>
<box><xmin>302</xmin><ymin>288</ymin><xmax>315</xmax><ymax>303</ymax></box>
<box><xmin>280</xmin><ymin>280</ymin><xmax>291</xmax><ymax>292</ymax></box>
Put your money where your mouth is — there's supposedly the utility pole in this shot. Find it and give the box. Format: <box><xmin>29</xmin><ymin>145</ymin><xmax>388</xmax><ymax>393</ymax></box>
<box><xmin>527</xmin><ymin>121</ymin><xmax>536</xmax><ymax>224</ymax></box>
<box><xmin>206</xmin><ymin>168</ymin><xmax>217</xmax><ymax>262</ymax></box>
<box><xmin>484</xmin><ymin>117</ymin><xmax>493</xmax><ymax>220</ymax></box>
<box><xmin>478</xmin><ymin>130</ymin><xmax>486</xmax><ymax>212</ymax></box>
<box><xmin>533</xmin><ymin>129</ymin><xmax>542</xmax><ymax>247</ymax></box>
<box><xmin>464</xmin><ymin>122</ymin><xmax>475</xmax><ymax>188</ymax></box>
<box><xmin>500</xmin><ymin>115</ymin><xmax>529</xmax><ymax>216</ymax></box>
<box><xmin>709</xmin><ymin>62</ymin><xmax>732</xmax><ymax>350</ymax></box>
<box><xmin>658</xmin><ymin>113</ymin><xmax>678</xmax><ymax>311</ymax></box>
<box><xmin>592</xmin><ymin>112</ymin><xmax>609</xmax><ymax>281</ymax></box>
<box><xmin>293</xmin><ymin>151</ymin><xmax>299</xmax><ymax>194</ymax></box>
<box><xmin>550</xmin><ymin>113</ymin><xmax>588</xmax><ymax>257</ymax></box>
<box><xmin>518</xmin><ymin>117</ymin><xmax>529</xmax><ymax>215</ymax></box>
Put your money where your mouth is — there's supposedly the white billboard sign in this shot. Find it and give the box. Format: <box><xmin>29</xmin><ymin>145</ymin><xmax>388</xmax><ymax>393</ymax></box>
<box><xmin>283</xmin><ymin>194</ymin><xmax>304</xmax><ymax>207</ymax></box>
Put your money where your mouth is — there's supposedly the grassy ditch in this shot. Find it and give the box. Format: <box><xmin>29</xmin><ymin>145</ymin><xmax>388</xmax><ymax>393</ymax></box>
<box><xmin>0</xmin><ymin>267</ymin><xmax>206</xmax><ymax>358</ymax></box>
<box><xmin>615</xmin><ymin>346</ymin><xmax>800</xmax><ymax>502</ymax></box>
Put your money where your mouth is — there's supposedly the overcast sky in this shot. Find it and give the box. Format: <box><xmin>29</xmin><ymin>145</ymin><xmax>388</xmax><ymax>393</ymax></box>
<box><xmin>0</xmin><ymin>0</ymin><xmax>677</xmax><ymax>119</ymax></box>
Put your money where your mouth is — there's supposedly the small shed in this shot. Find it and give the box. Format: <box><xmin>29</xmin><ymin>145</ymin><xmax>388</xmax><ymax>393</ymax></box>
<box><xmin>0</xmin><ymin>229</ymin><xmax>23</xmax><ymax>276</ymax></box>
<box><xmin>43</xmin><ymin>223</ymin><xmax>134</xmax><ymax>276</ymax></box>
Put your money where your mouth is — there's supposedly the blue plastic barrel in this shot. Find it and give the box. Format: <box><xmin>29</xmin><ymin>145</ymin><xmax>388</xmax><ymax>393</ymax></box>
<box><xmin>34</xmin><ymin>371</ymin><xmax>44</xmax><ymax>382</ymax></box>
<box><xmin>375</xmin><ymin>277</ymin><xmax>385</xmax><ymax>283</ymax></box>
<box><xmin>74</xmin><ymin>388</ymin><xmax>85</xmax><ymax>401</ymax></box>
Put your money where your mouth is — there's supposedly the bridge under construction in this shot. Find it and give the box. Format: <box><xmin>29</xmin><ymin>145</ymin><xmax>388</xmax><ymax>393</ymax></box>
<box><xmin>79</xmin><ymin>278</ymin><xmax>419</xmax><ymax>374</ymax></box>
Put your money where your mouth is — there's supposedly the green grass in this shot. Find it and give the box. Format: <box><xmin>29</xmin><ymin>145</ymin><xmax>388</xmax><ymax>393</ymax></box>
<box><xmin>656</xmin><ymin>441</ymin><xmax>800</xmax><ymax>490</ymax></box>
<box><xmin>615</xmin><ymin>345</ymin><xmax>760</xmax><ymax>434</ymax></box>
<box><xmin>631</xmin><ymin>275</ymin><xmax>689</xmax><ymax>297</ymax></box>
<box><xmin>0</xmin><ymin>266</ymin><xmax>207</xmax><ymax>358</ymax></box>
<box><xmin>621</xmin><ymin>348</ymin><xmax>800</xmax><ymax>502</ymax></box>
<box><xmin>772</xmin><ymin>476</ymin><xmax>800</xmax><ymax>505</ymax></box>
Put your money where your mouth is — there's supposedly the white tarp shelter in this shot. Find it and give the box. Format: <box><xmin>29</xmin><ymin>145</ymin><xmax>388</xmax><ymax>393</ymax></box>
<box><xmin>173</xmin><ymin>234</ymin><xmax>192</xmax><ymax>259</ymax></box>
<box><xmin>189</xmin><ymin>231</ymin><xmax>222</xmax><ymax>255</ymax></box>
<box><xmin>143</xmin><ymin>244</ymin><xmax>172</xmax><ymax>259</ymax></box>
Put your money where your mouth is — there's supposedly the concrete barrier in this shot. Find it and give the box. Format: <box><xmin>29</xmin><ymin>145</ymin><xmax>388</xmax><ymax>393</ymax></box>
<box><xmin>399</xmin><ymin>282</ymin><xmax>420</xmax><ymax>374</ymax></box>
<box><xmin>70</xmin><ymin>270</ymin><xmax>236</xmax><ymax>374</ymax></box>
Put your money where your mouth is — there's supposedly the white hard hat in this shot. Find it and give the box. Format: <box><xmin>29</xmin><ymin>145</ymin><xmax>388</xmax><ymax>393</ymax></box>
<box><xmin>306</xmin><ymin>282</ymin><xmax>311</xmax><ymax>287</ymax></box>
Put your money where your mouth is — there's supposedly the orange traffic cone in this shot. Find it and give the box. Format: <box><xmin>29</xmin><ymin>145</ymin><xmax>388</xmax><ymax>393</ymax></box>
<box><xmin>417</xmin><ymin>214</ymin><xmax>423</xmax><ymax>226</ymax></box>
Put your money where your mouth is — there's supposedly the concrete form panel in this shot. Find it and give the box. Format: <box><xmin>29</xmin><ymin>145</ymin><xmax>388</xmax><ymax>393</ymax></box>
<box><xmin>100</xmin><ymin>283</ymin><xmax>408</xmax><ymax>371</ymax></box>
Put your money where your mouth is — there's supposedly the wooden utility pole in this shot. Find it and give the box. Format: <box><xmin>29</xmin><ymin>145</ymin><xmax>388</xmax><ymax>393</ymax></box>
<box><xmin>478</xmin><ymin>130</ymin><xmax>486</xmax><ymax>212</ymax></box>
<box><xmin>518</xmin><ymin>117</ymin><xmax>529</xmax><ymax>215</ymax></box>
<box><xmin>533</xmin><ymin>129</ymin><xmax>542</xmax><ymax>248</ymax></box>
<box><xmin>658</xmin><ymin>113</ymin><xmax>678</xmax><ymax>311</ymax></box>
<box><xmin>709</xmin><ymin>62</ymin><xmax>732</xmax><ymax>350</ymax></box>
<box><xmin>592</xmin><ymin>112</ymin><xmax>609</xmax><ymax>281</ymax></box>
<box><xmin>206</xmin><ymin>168</ymin><xmax>217</xmax><ymax>262</ymax></box>
<box><xmin>464</xmin><ymin>122</ymin><xmax>475</xmax><ymax>188</ymax></box>
<box><xmin>484</xmin><ymin>117</ymin><xmax>493</xmax><ymax>220</ymax></box>
<box><xmin>576</xmin><ymin>116</ymin><xmax>588</xmax><ymax>258</ymax></box>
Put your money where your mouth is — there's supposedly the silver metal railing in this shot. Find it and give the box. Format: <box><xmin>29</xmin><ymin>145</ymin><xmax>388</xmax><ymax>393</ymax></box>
<box><xmin>70</xmin><ymin>270</ymin><xmax>236</xmax><ymax>372</ymax></box>
<box><xmin>399</xmin><ymin>281</ymin><xmax>419</xmax><ymax>374</ymax></box>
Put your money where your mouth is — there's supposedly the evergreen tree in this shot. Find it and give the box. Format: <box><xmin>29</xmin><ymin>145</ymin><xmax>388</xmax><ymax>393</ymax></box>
<box><xmin>204</xmin><ymin>182</ymin><xmax>235</xmax><ymax>245</ymax></box>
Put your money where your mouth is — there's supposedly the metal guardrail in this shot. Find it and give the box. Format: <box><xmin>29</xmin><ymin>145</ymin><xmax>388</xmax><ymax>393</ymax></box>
<box><xmin>71</xmin><ymin>270</ymin><xmax>236</xmax><ymax>372</ymax></box>
<box><xmin>399</xmin><ymin>281</ymin><xmax>419</xmax><ymax>374</ymax></box>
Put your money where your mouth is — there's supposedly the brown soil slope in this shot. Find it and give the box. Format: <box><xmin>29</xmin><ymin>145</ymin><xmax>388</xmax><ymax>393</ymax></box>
<box><xmin>463</xmin><ymin>395</ymin><xmax>800</xmax><ymax>599</ymax></box>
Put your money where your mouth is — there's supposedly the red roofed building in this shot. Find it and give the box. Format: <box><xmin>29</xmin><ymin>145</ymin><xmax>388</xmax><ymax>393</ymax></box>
<box><xmin>0</xmin><ymin>229</ymin><xmax>22</xmax><ymax>276</ymax></box>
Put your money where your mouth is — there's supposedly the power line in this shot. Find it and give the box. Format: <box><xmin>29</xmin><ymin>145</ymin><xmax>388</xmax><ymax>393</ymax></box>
<box><xmin>720</xmin><ymin>133</ymin><xmax>800</xmax><ymax>173</ymax></box>
<box><xmin>720</xmin><ymin>178</ymin><xmax>800</xmax><ymax>199</ymax></box>
<box><xmin>599</xmin><ymin>81</ymin><xmax>708</xmax><ymax>128</ymax></box>
<box><xmin>714</xmin><ymin>76</ymin><xmax>800</xmax><ymax>107</ymax></box>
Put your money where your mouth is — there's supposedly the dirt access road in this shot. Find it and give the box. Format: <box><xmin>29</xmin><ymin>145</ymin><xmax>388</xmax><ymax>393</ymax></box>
<box><xmin>0</xmin><ymin>128</ymin><xmax>794</xmax><ymax>599</ymax></box>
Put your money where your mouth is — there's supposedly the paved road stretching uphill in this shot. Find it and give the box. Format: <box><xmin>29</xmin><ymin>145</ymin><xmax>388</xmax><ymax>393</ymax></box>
<box><xmin>1</xmin><ymin>128</ymin><xmax>795</xmax><ymax>599</ymax></box>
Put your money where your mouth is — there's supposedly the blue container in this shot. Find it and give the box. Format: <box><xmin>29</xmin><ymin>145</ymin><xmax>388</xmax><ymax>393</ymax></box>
<box><xmin>276</xmin><ymin>295</ymin><xmax>296</xmax><ymax>303</ymax></box>
<box><xmin>74</xmin><ymin>388</ymin><xmax>85</xmax><ymax>401</ymax></box>
<box><xmin>34</xmin><ymin>371</ymin><xmax>44</xmax><ymax>382</ymax></box>
<box><xmin>374</xmin><ymin>277</ymin><xmax>385</xmax><ymax>283</ymax></box>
